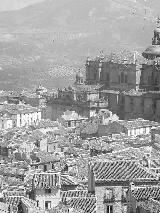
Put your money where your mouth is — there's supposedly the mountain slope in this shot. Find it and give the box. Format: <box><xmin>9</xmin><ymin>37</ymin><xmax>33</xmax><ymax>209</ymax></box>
<box><xmin>0</xmin><ymin>0</ymin><xmax>158</xmax><ymax>90</ymax></box>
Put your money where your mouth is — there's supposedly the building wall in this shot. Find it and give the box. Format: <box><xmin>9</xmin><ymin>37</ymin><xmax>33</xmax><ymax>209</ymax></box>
<box><xmin>124</xmin><ymin>96</ymin><xmax>143</xmax><ymax>120</ymax></box>
<box><xmin>23</xmin><ymin>96</ymin><xmax>40</xmax><ymax>107</ymax></box>
<box><xmin>35</xmin><ymin>188</ymin><xmax>61</xmax><ymax>210</ymax></box>
<box><xmin>98</xmin><ymin>122</ymin><xmax>125</xmax><ymax>137</ymax></box>
<box><xmin>0</xmin><ymin>201</ymin><xmax>9</xmax><ymax>213</ymax></box>
<box><xmin>86</xmin><ymin>60</ymin><xmax>139</xmax><ymax>91</ymax></box>
<box><xmin>17</xmin><ymin>111</ymin><xmax>41</xmax><ymax>127</ymax></box>
<box><xmin>95</xmin><ymin>185</ymin><xmax>128</xmax><ymax>213</ymax></box>
<box><xmin>139</xmin><ymin>64</ymin><xmax>160</xmax><ymax>91</ymax></box>
<box><xmin>0</xmin><ymin>118</ymin><xmax>12</xmax><ymax>129</ymax></box>
<box><xmin>101</xmin><ymin>92</ymin><xmax>119</xmax><ymax>115</ymax></box>
<box><xmin>46</xmin><ymin>103</ymin><xmax>90</xmax><ymax>121</ymax></box>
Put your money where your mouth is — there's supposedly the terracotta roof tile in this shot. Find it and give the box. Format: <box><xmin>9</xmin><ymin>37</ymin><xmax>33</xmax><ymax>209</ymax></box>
<box><xmin>91</xmin><ymin>160</ymin><xmax>158</xmax><ymax>182</ymax></box>
<box><xmin>132</xmin><ymin>186</ymin><xmax>160</xmax><ymax>201</ymax></box>
<box><xmin>61</xmin><ymin>190</ymin><xmax>96</xmax><ymax>213</ymax></box>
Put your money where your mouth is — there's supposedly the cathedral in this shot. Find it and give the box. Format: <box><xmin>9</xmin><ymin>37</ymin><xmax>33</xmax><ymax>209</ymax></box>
<box><xmin>85</xmin><ymin>19</ymin><xmax>160</xmax><ymax>92</ymax></box>
<box><xmin>85</xmin><ymin>19</ymin><xmax>160</xmax><ymax>122</ymax></box>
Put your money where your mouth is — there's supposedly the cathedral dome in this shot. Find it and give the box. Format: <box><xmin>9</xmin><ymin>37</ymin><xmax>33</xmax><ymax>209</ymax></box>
<box><xmin>75</xmin><ymin>71</ymin><xmax>84</xmax><ymax>85</ymax></box>
<box><xmin>154</xmin><ymin>27</ymin><xmax>160</xmax><ymax>34</ymax></box>
<box><xmin>76</xmin><ymin>71</ymin><xmax>84</xmax><ymax>78</ymax></box>
<box><xmin>142</xmin><ymin>45</ymin><xmax>160</xmax><ymax>59</ymax></box>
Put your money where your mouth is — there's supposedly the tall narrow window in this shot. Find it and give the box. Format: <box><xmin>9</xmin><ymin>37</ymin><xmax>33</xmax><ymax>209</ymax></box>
<box><xmin>121</xmin><ymin>72</ymin><xmax>124</xmax><ymax>83</ymax></box>
<box><xmin>45</xmin><ymin>201</ymin><xmax>51</xmax><ymax>210</ymax></box>
<box><xmin>106</xmin><ymin>205</ymin><xmax>113</xmax><ymax>213</ymax></box>
<box><xmin>118</xmin><ymin>75</ymin><xmax>121</xmax><ymax>83</ymax></box>
<box><xmin>44</xmin><ymin>164</ymin><xmax>47</xmax><ymax>172</ymax></box>
<box><xmin>125</xmin><ymin>74</ymin><xmax>127</xmax><ymax>83</ymax></box>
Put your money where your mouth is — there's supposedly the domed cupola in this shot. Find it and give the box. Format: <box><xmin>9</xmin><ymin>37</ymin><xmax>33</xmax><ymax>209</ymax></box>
<box><xmin>75</xmin><ymin>70</ymin><xmax>84</xmax><ymax>85</ymax></box>
<box><xmin>142</xmin><ymin>17</ymin><xmax>160</xmax><ymax>60</ymax></box>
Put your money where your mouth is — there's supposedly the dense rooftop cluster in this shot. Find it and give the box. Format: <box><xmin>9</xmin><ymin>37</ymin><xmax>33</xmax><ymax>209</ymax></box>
<box><xmin>0</xmin><ymin>91</ymin><xmax>160</xmax><ymax>213</ymax></box>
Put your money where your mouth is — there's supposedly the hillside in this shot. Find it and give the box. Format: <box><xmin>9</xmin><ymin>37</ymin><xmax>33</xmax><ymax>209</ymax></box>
<box><xmin>0</xmin><ymin>0</ymin><xmax>158</xmax><ymax>90</ymax></box>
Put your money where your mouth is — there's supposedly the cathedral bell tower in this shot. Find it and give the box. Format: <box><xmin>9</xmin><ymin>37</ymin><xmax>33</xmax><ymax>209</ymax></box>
<box><xmin>142</xmin><ymin>17</ymin><xmax>160</xmax><ymax>60</ymax></box>
<box><xmin>152</xmin><ymin>17</ymin><xmax>160</xmax><ymax>45</ymax></box>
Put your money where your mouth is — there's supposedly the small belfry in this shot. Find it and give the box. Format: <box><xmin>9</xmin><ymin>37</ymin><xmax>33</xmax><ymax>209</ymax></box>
<box><xmin>152</xmin><ymin>16</ymin><xmax>160</xmax><ymax>45</ymax></box>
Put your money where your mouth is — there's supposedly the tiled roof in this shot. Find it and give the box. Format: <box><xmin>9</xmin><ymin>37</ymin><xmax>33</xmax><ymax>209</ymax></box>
<box><xmin>32</xmin><ymin>173</ymin><xmax>77</xmax><ymax>189</ymax></box>
<box><xmin>66</xmin><ymin>197</ymin><xmax>96</xmax><ymax>213</ymax></box>
<box><xmin>0</xmin><ymin>165</ymin><xmax>25</xmax><ymax>177</ymax></box>
<box><xmin>81</xmin><ymin>122</ymin><xmax>98</xmax><ymax>135</ymax></box>
<box><xmin>35</xmin><ymin>119</ymin><xmax>59</xmax><ymax>129</ymax></box>
<box><xmin>61</xmin><ymin>190</ymin><xmax>96</xmax><ymax>213</ymax></box>
<box><xmin>34</xmin><ymin>151</ymin><xmax>60</xmax><ymax>164</ymax></box>
<box><xmin>132</xmin><ymin>186</ymin><xmax>160</xmax><ymax>201</ymax></box>
<box><xmin>4</xmin><ymin>196</ymin><xmax>21</xmax><ymax>208</ymax></box>
<box><xmin>70</xmin><ymin>84</ymin><xmax>102</xmax><ymax>92</ymax></box>
<box><xmin>49</xmin><ymin>202</ymin><xmax>70</xmax><ymax>213</ymax></box>
<box><xmin>117</xmin><ymin>119</ymin><xmax>159</xmax><ymax>130</ymax></box>
<box><xmin>61</xmin><ymin>190</ymin><xmax>92</xmax><ymax>201</ymax></box>
<box><xmin>91</xmin><ymin>160</ymin><xmax>158</xmax><ymax>182</ymax></box>
<box><xmin>0</xmin><ymin>103</ymin><xmax>40</xmax><ymax>115</ymax></box>
<box><xmin>33</xmin><ymin>173</ymin><xmax>60</xmax><ymax>189</ymax></box>
<box><xmin>61</xmin><ymin>175</ymin><xmax>78</xmax><ymax>186</ymax></box>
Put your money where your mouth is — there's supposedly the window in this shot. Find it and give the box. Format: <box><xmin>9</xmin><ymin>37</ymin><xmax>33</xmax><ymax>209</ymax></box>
<box><xmin>68</xmin><ymin>121</ymin><xmax>71</xmax><ymax>127</ymax></box>
<box><xmin>105</xmin><ymin>205</ymin><xmax>113</xmax><ymax>213</ymax></box>
<box><xmin>45</xmin><ymin>188</ymin><xmax>51</xmax><ymax>194</ymax></box>
<box><xmin>104</xmin><ymin>188</ymin><xmax>114</xmax><ymax>200</ymax></box>
<box><xmin>37</xmin><ymin>201</ymin><xmax>39</xmax><ymax>207</ymax></box>
<box><xmin>121</xmin><ymin>72</ymin><xmax>124</xmax><ymax>83</ymax></box>
<box><xmin>44</xmin><ymin>164</ymin><xmax>47</xmax><ymax>172</ymax></box>
<box><xmin>122</xmin><ymin>187</ymin><xmax>128</xmax><ymax>203</ymax></box>
<box><xmin>143</xmin><ymin>128</ymin><xmax>146</xmax><ymax>134</ymax></box>
<box><xmin>45</xmin><ymin>201</ymin><xmax>51</xmax><ymax>210</ymax></box>
<box><xmin>125</xmin><ymin>74</ymin><xmax>127</xmax><ymax>83</ymax></box>
<box><xmin>52</xmin><ymin>164</ymin><xmax>55</xmax><ymax>170</ymax></box>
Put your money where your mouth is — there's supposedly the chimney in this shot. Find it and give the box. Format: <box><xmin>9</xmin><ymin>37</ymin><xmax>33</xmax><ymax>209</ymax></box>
<box><xmin>151</xmin><ymin>127</ymin><xmax>156</xmax><ymax>145</ymax></box>
<box><xmin>133</xmin><ymin>52</ymin><xmax>137</xmax><ymax>64</ymax></box>
<box><xmin>88</xmin><ymin>163</ymin><xmax>95</xmax><ymax>194</ymax></box>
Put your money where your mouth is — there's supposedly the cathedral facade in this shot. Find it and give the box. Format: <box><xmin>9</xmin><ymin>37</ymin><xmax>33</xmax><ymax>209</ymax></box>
<box><xmin>86</xmin><ymin>19</ymin><xmax>160</xmax><ymax>93</ymax></box>
<box><xmin>86</xmin><ymin>19</ymin><xmax>160</xmax><ymax>121</ymax></box>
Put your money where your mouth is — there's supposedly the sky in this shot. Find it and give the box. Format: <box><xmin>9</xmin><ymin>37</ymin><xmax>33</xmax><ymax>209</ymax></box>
<box><xmin>0</xmin><ymin>0</ymin><xmax>45</xmax><ymax>11</ymax></box>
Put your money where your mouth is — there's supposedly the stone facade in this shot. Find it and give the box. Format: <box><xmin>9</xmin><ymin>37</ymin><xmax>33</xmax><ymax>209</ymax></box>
<box><xmin>95</xmin><ymin>185</ymin><xmax>127</xmax><ymax>213</ymax></box>
<box><xmin>85</xmin><ymin>57</ymin><xmax>141</xmax><ymax>92</ymax></box>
